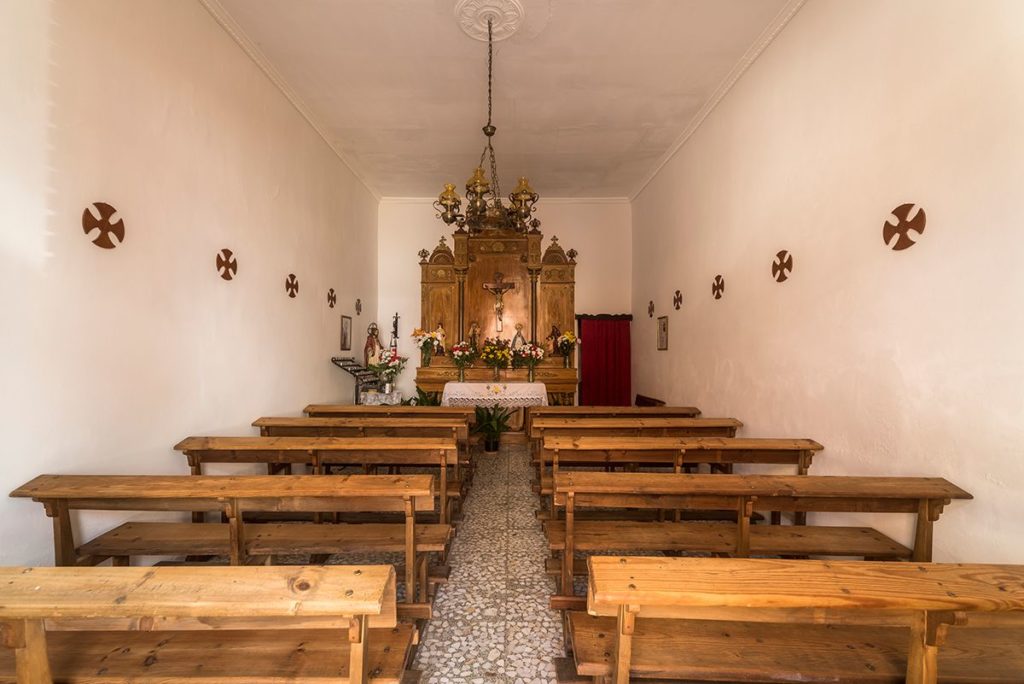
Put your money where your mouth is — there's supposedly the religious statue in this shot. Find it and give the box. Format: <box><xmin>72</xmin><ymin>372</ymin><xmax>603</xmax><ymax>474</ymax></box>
<box><xmin>468</xmin><ymin>321</ymin><xmax>481</xmax><ymax>352</ymax></box>
<box><xmin>364</xmin><ymin>322</ymin><xmax>384</xmax><ymax>368</ymax></box>
<box><xmin>482</xmin><ymin>272</ymin><xmax>515</xmax><ymax>333</ymax></box>
<box><xmin>545</xmin><ymin>324</ymin><xmax>562</xmax><ymax>356</ymax></box>
<box><xmin>511</xmin><ymin>323</ymin><xmax>527</xmax><ymax>351</ymax></box>
<box><xmin>434</xmin><ymin>323</ymin><xmax>447</xmax><ymax>354</ymax></box>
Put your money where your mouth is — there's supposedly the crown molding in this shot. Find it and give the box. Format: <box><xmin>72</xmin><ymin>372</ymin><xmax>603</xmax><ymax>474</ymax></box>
<box><xmin>197</xmin><ymin>0</ymin><xmax>381</xmax><ymax>201</ymax></box>
<box><xmin>380</xmin><ymin>196</ymin><xmax>630</xmax><ymax>205</ymax></box>
<box><xmin>629</xmin><ymin>0</ymin><xmax>807</xmax><ymax>201</ymax></box>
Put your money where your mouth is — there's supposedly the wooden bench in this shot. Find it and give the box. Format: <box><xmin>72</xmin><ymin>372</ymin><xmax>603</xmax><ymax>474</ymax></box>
<box><xmin>561</xmin><ymin>556</ymin><xmax>1024</xmax><ymax>683</ymax></box>
<box><xmin>174</xmin><ymin>436</ymin><xmax>462</xmax><ymax>524</ymax></box>
<box><xmin>549</xmin><ymin>471</ymin><xmax>972</xmax><ymax>599</ymax></box>
<box><xmin>305</xmin><ymin>404</ymin><xmax>476</xmax><ymax>424</ymax></box>
<box><xmin>525</xmin><ymin>406</ymin><xmax>701</xmax><ymax>434</ymax></box>
<box><xmin>0</xmin><ymin>564</ymin><xmax>413</xmax><ymax>683</ymax></box>
<box><xmin>633</xmin><ymin>394</ymin><xmax>665</xmax><ymax>406</ymax></box>
<box><xmin>10</xmin><ymin>474</ymin><xmax>439</xmax><ymax>612</ymax></box>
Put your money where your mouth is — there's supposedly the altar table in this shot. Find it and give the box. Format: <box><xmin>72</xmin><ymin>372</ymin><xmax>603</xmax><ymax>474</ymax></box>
<box><xmin>441</xmin><ymin>381</ymin><xmax>548</xmax><ymax>408</ymax></box>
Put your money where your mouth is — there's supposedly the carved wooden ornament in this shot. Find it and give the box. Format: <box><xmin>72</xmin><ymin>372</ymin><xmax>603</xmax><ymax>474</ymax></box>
<box><xmin>772</xmin><ymin>250</ymin><xmax>793</xmax><ymax>283</ymax></box>
<box><xmin>216</xmin><ymin>249</ymin><xmax>237</xmax><ymax>281</ymax></box>
<box><xmin>285</xmin><ymin>274</ymin><xmax>299</xmax><ymax>298</ymax></box>
<box><xmin>327</xmin><ymin>288</ymin><xmax>336</xmax><ymax>308</ymax></box>
<box><xmin>673</xmin><ymin>290</ymin><xmax>682</xmax><ymax>309</ymax></box>
<box><xmin>81</xmin><ymin>202</ymin><xmax>125</xmax><ymax>249</ymax></box>
<box><xmin>883</xmin><ymin>203</ymin><xmax>926</xmax><ymax>250</ymax></box>
<box><xmin>712</xmin><ymin>275</ymin><xmax>725</xmax><ymax>300</ymax></box>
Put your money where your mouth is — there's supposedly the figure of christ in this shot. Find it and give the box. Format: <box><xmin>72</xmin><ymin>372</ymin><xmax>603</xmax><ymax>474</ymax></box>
<box><xmin>482</xmin><ymin>272</ymin><xmax>516</xmax><ymax>333</ymax></box>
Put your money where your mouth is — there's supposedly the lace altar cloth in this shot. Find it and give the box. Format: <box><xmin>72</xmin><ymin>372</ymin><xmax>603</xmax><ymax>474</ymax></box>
<box><xmin>441</xmin><ymin>382</ymin><xmax>548</xmax><ymax>408</ymax></box>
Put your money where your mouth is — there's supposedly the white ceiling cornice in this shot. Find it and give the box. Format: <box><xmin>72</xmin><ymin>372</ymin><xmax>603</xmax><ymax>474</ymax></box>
<box><xmin>628</xmin><ymin>0</ymin><xmax>807</xmax><ymax>201</ymax></box>
<box><xmin>197</xmin><ymin>0</ymin><xmax>382</xmax><ymax>201</ymax></box>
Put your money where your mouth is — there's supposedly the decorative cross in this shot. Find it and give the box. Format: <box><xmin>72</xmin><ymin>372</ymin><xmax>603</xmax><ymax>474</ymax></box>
<box><xmin>482</xmin><ymin>272</ymin><xmax>516</xmax><ymax>332</ymax></box>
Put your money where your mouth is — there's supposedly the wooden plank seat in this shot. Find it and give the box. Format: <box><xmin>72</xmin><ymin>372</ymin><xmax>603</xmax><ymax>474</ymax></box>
<box><xmin>526</xmin><ymin>406</ymin><xmax>702</xmax><ymax>434</ymax></box>
<box><xmin>10</xmin><ymin>474</ymin><xmax>437</xmax><ymax>605</ymax></box>
<box><xmin>569</xmin><ymin>556</ymin><xmax>1024</xmax><ymax>684</ymax></box>
<box><xmin>78</xmin><ymin>521</ymin><xmax>452</xmax><ymax>557</ymax></box>
<box><xmin>563</xmin><ymin>613</ymin><xmax>1023</xmax><ymax>683</ymax></box>
<box><xmin>174</xmin><ymin>436</ymin><xmax>460</xmax><ymax>524</ymax></box>
<box><xmin>551</xmin><ymin>472</ymin><xmax>972</xmax><ymax>597</ymax></box>
<box><xmin>0</xmin><ymin>565</ymin><xmax>411</xmax><ymax>684</ymax></box>
<box><xmin>304</xmin><ymin>404</ymin><xmax>476</xmax><ymax>424</ymax></box>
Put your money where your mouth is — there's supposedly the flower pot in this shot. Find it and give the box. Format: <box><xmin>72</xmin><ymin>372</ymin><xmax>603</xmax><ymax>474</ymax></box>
<box><xmin>483</xmin><ymin>436</ymin><xmax>500</xmax><ymax>453</ymax></box>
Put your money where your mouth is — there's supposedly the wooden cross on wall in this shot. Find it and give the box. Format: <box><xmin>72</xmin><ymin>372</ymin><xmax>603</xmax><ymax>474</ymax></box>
<box><xmin>482</xmin><ymin>272</ymin><xmax>516</xmax><ymax>333</ymax></box>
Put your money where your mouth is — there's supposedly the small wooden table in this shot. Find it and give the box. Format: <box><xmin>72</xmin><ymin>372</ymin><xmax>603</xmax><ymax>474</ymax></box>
<box><xmin>0</xmin><ymin>565</ymin><xmax>397</xmax><ymax>684</ymax></box>
<box><xmin>586</xmin><ymin>556</ymin><xmax>1024</xmax><ymax>684</ymax></box>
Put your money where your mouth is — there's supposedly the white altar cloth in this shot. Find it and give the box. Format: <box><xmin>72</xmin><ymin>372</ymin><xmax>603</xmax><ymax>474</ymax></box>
<box><xmin>441</xmin><ymin>381</ymin><xmax>548</xmax><ymax>408</ymax></box>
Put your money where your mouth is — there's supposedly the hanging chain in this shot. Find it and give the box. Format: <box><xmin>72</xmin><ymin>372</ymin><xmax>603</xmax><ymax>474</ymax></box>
<box><xmin>485</xmin><ymin>19</ymin><xmax>503</xmax><ymax>204</ymax></box>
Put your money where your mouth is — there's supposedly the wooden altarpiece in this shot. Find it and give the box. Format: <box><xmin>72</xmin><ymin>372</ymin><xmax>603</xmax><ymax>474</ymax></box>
<box><xmin>414</xmin><ymin>226</ymin><xmax>579</xmax><ymax>405</ymax></box>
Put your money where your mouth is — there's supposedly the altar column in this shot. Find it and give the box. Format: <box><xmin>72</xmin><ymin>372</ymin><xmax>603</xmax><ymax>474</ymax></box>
<box><xmin>529</xmin><ymin>269</ymin><xmax>540</xmax><ymax>343</ymax></box>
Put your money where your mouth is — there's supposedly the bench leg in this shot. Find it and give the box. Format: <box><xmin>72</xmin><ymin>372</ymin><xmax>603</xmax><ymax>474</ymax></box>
<box><xmin>906</xmin><ymin>612</ymin><xmax>939</xmax><ymax>684</ymax></box>
<box><xmin>3</xmin><ymin>619</ymin><xmax>53</xmax><ymax>684</ymax></box>
<box><xmin>348</xmin><ymin>615</ymin><xmax>368</xmax><ymax>684</ymax></box>
<box><xmin>612</xmin><ymin>606</ymin><xmax>635</xmax><ymax>684</ymax></box>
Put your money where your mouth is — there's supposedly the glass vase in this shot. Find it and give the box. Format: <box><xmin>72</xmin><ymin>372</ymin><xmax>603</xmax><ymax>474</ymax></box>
<box><xmin>458</xmin><ymin>366</ymin><xmax>465</xmax><ymax>382</ymax></box>
<box><xmin>563</xmin><ymin>354</ymin><xmax>571</xmax><ymax>369</ymax></box>
<box><xmin>527</xmin><ymin>366</ymin><xmax>535</xmax><ymax>383</ymax></box>
<box><xmin>492</xmin><ymin>365</ymin><xmax>501</xmax><ymax>381</ymax></box>
<box><xmin>421</xmin><ymin>346</ymin><xmax>431</xmax><ymax>368</ymax></box>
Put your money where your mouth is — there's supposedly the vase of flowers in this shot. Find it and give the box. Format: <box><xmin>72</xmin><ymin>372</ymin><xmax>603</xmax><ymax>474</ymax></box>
<box><xmin>450</xmin><ymin>341</ymin><xmax>476</xmax><ymax>382</ymax></box>
<box><xmin>556</xmin><ymin>331</ymin><xmax>579</xmax><ymax>369</ymax></box>
<box><xmin>479</xmin><ymin>337</ymin><xmax>512</xmax><ymax>381</ymax></box>
<box><xmin>368</xmin><ymin>347</ymin><xmax>407</xmax><ymax>391</ymax></box>
<box><xmin>512</xmin><ymin>342</ymin><xmax>545</xmax><ymax>382</ymax></box>
<box><xmin>411</xmin><ymin>328</ymin><xmax>440</xmax><ymax>368</ymax></box>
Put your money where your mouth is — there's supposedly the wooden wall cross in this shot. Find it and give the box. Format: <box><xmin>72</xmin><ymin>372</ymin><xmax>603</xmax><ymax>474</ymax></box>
<box><xmin>482</xmin><ymin>272</ymin><xmax>516</xmax><ymax>333</ymax></box>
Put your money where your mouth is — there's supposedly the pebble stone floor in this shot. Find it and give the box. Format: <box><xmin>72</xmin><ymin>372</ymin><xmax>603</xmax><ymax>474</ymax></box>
<box><xmin>412</xmin><ymin>441</ymin><xmax>563</xmax><ymax>683</ymax></box>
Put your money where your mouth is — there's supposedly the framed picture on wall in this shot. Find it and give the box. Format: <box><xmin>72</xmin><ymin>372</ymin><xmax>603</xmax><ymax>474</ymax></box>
<box><xmin>657</xmin><ymin>315</ymin><xmax>668</xmax><ymax>350</ymax></box>
<box><xmin>340</xmin><ymin>315</ymin><xmax>352</xmax><ymax>351</ymax></box>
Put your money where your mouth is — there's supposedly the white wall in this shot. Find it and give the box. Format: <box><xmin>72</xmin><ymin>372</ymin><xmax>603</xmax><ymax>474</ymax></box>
<box><xmin>632</xmin><ymin>0</ymin><xmax>1024</xmax><ymax>562</ymax></box>
<box><xmin>378</xmin><ymin>198</ymin><xmax>632</xmax><ymax>396</ymax></box>
<box><xmin>0</xmin><ymin>0</ymin><xmax>378</xmax><ymax>565</ymax></box>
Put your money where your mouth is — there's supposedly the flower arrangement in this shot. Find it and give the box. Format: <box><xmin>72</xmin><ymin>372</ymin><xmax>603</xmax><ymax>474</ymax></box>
<box><xmin>512</xmin><ymin>342</ymin><xmax>544</xmax><ymax>369</ymax></box>
<box><xmin>368</xmin><ymin>347</ymin><xmax>407</xmax><ymax>382</ymax></box>
<box><xmin>411</xmin><ymin>328</ymin><xmax>442</xmax><ymax>367</ymax></box>
<box><xmin>479</xmin><ymin>337</ymin><xmax>512</xmax><ymax>374</ymax></box>
<box><xmin>556</xmin><ymin>331</ymin><xmax>579</xmax><ymax>357</ymax></box>
<box><xmin>450</xmin><ymin>341</ymin><xmax>476</xmax><ymax>369</ymax></box>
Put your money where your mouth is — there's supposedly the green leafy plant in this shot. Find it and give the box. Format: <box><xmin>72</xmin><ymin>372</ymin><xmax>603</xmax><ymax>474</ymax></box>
<box><xmin>402</xmin><ymin>387</ymin><xmax>440</xmax><ymax>406</ymax></box>
<box><xmin>471</xmin><ymin>405</ymin><xmax>512</xmax><ymax>451</ymax></box>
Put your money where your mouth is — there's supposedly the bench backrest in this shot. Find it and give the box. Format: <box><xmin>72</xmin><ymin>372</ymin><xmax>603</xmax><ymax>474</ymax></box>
<box><xmin>252</xmin><ymin>417</ymin><xmax>469</xmax><ymax>441</ymax></box>
<box><xmin>526</xmin><ymin>405</ymin><xmax>701</xmax><ymax>432</ymax></box>
<box><xmin>530</xmin><ymin>417</ymin><xmax>741</xmax><ymax>441</ymax></box>
<box><xmin>304</xmin><ymin>404</ymin><xmax>476</xmax><ymax>422</ymax></box>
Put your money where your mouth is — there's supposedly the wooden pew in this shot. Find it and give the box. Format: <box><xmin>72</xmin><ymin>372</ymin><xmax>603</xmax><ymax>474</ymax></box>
<box><xmin>539</xmin><ymin>435</ymin><xmax>825</xmax><ymax>523</ymax></box>
<box><xmin>305</xmin><ymin>404</ymin><xmax>476</xmax><ymax>424</ymax></box>
<box><xmin>174</xmin><ymin>435</ymin><xmax>461</xmax><ymax>524</ymax></box>
<box><xmin>0</xmin><ymin>564</ymin><xmax>414</xmax><ymax>683</ymax></box>
<box><xmin>525</xmin><ymin>406</ymin><xmax>701</xmax><ymax>434</ymax></box>
<box><xmin>562</xmin><ymin>556</ymin><xmax>1024</xmax><ymax>684</ymax></box>
<box><xmin>9</xmin><ymin>474</ymin><xmax>439</xmax><ymax>612</ymax></box>
<box><xmin>549</xmin><ymin>471</ymin><xmax>972</xmax><ymax>599</ymax></box>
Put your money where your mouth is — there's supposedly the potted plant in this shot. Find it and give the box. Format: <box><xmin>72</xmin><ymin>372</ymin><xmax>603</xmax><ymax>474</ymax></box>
<box><xmin>472</xmin><ymin>405</ymin><xmax>512</xmax><ymax>453</ymax></box>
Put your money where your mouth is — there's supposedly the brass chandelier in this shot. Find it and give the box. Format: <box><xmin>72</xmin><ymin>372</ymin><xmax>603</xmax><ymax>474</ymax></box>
<box><xmin>433</xmin><ymin>19</ymin><xmax>541</xmax><ymax>234</ymax></box>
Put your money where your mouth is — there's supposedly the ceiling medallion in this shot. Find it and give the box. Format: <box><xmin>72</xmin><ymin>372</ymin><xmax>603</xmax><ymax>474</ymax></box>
<box><xmin>455</xmin><ymin>0</ymin><xmax>524</xmax><ymax>42</ymax></box>
<box><xmin>434</xmin><ymin>14</ymin><xmax>540</xmax><ymax>235</ymax></box>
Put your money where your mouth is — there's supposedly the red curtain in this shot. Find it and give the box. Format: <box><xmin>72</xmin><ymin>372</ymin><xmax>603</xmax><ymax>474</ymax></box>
<box><xmin>578</xmin><ymin>317</ymin><xmax>632</xmax><ymax>406</ymax></box>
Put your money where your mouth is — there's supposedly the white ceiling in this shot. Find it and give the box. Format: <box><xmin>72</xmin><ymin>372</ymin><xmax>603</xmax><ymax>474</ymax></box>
<box><xmin>212</xmin><ymin>0</ymin><xmax>797</xmax><ymax>198</ymax></box>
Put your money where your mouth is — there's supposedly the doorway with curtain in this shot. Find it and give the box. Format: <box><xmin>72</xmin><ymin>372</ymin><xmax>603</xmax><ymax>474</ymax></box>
<box><xmin>575</xmin><ymin>314</ymin><xmax>632</xmax><ymax>406</ymax></box>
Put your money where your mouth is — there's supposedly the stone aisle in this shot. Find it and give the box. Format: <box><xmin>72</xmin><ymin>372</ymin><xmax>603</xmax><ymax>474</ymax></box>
<box><xmin>413</xmin><ymin>442</ymin><xmax>563</xmax><ymax>683</ymax></box>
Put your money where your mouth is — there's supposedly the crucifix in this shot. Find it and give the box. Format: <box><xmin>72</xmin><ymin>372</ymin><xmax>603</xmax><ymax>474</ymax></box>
<box><xmin>482</xmin><ymin>272</ymin><xmax>516</xmax><ymax>333</ymax></box>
